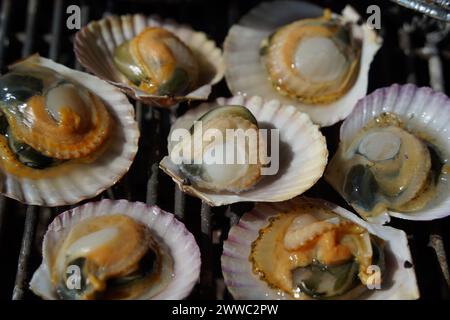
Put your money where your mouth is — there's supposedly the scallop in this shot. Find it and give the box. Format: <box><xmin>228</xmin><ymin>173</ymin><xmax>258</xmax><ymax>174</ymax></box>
<box><xmin>0</xmin><ymin>67</ymin><xmax>110</xmax><ymax>161</ymax></box>
<box><xmin>325</xmin><ymin>84</ymin><xmax>450</xmax><ymax>223</ymax></box>
<box><xmin>0</xmin><ymin>55</ymin><xmax>139</xmax><ymax>206</ymax></box>
<box><xmin>224</xmin><ymin>1</ymin><xmax>382</xmax><ymax>126</ymax></box>
<box><xmin>30</xmin><ymin>199</ymin><xmax>201</xmax><ymax>300</ymax></box>
<box><xmin>113</xmin><ymin>27</ymin><xmax>199</xmax><ymax>96</ymax></box>
<box><xmin>75</xmin><ymin>14</ymin><xmax>224</xmax><ymax>107</ymax></box>
<box><xmin>171</xmin><ymin>105</ymin><xmax>265</xmax><ymax>193</ymax></box>
<box><xmin>51</xmin><ymin>215</ymin><xmax>172</xmax><ymax>300</ymax></box>
<box><xmin>160</xmin><ymin>95</ymin><xmax>328</xmax><ymax>206</ymax></box>
<box><xmin>261</xmin><ymin>10</ymin><xmax>361</xmax><ymax>104</ymax></box>
<box><xmin>221</xmin><ymin>197</ymin><xmax>419</xmax><ymax>300</ymax></box>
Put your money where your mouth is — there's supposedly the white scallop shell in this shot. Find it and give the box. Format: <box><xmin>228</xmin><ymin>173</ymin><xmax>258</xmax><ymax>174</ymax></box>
<box><xmin>75</xmin><ymin>14</ymin><xmax>224</xmax><ymax>107</ymax></box>
<box><xmin>221</xmin><ymin>197</ymin><xmax>419</xmax><ymax>300</ymax></box>
<box><xmin>0</xmin><ymin>55</ymin><xmax>139</xmax><ymax>206</ymax></box>
<box><xmin>326</xmin><ymin>84</ymin><xmax>450</xmax><ymax>223</ymax></box>
<box><xmin>29</xmin><ymin>199</ymin><xmax>201</xmax><ymax>300</ymax></box>
<box><xmin>224</xmin><ymin>1</ymin><xmax>382</xmax><ymax>127</ymax></box>
<box><xmin>159</xmin><ymin>95</ymin><xmax>328</xmax><ymax>206</ymax></box>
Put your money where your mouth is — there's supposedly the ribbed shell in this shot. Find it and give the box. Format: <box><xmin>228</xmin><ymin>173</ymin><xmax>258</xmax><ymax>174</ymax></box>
<box><xmin>160</xmin><ymin>95</ymin><xmax>328</xmax><ymax>206</ymax></box>
<box><xmin>327</xmin><ymin>84</ymin><xmax>450</xmax><ymax>223</ymax></box>
<box><xmin>224</xmin><ymin>1</ymin><xmax>381</xmax><ymax>126</ymax></box>
<box><xmin>75</xmin><ymin>14</ymin><xmax>224</xmax><ymax>107</ymax></box>
<box><xmin>29</xmin><ymin>199</ymin><xmax>201</xmax><ymax>300</ymax></box>
<box><xmin>0</xmin><ymin>55</ymin><xmax>139</xmax><ymax>206</ymax></box>
<box><xmin>221</xmin><ymin>197</ymin><xmax>419</xmax><ymax>300</ymax></box>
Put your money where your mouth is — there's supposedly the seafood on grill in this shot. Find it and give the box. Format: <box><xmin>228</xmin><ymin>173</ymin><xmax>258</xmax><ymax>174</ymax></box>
<box><xmin>0</xmin><ymin>55</ymin><xmax>139</xmax><ymax>206</ymax></box>
<box><xmin>75</xmin><ymin>14</ymin><xmax>224</xmax><ymax>106</ymax></box>
<box><xmin>113</xmin><ymin>27</ymin><xmax>199</xmax><ymax>96</ymax></box>
<box><xmin>224</xmin><ymin>1</ymin><xmax>382</xmax><ymax>126</ymax></box>
<box><xmin>325</xmin><ymin>84</ymin><xmax>450</xmax><ymax>223</ymax></box>
<box><xmin>159</xmin><ymin>95</ymin><xmax>328</xmax><ymax>206</ymax></box>
<box><xmin>221</xmin><ymin>197</ymin><xmax>419</xmax><ymax>300</ymax></box>
<box><xmin>170</xmin><ymin>105</ymin><xmax>265</xmax><ymax>193</ymax></box>
<box><xmin>30</xmin><ymin>199</ymin><xmax>201</xmax><ymax>300</ymax></box>
<box><xmin>260</xmin><ymin>9</ymin><xmax>360</xmax><ymax>105</ymax></box>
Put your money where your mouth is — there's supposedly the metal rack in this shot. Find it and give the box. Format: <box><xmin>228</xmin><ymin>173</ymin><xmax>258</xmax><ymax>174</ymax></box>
<box><xmin>0</xmin><ymin>0</ymin><xmax>449</xmax><ymax>300</ymax></box>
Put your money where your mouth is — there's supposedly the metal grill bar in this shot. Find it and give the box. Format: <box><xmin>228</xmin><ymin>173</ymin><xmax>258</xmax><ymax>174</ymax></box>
<box><xmin>147</xmin><ymin>162</ymin><xmax>160</xmax><ymax>206</ymax></box>
<box><xmin>146</xmin><ymin>107</ymin><xmax>161</xmax><ymax>206</ymax></box>
<box><xmin>170</xmin><ymin>105</ymin><xmax>186</xmax><ymax>220</ymax></box>
<box><xmin>0</xmin><ymin>0</ymin><xmax>11</xmax><ymax>69</ymax></box>
<box><xmin>49</xmin><ymin>0</ymin><xmax>63</xmax><ymax>61</ymax></box>
<box><xmin>22</xmin><ymin>0</ymin><xmax>38</xmax><ymax>57</ymax></box>
<box><xmin>174</xmin><ymin>187</ymin><xmax>185</xmax><ymax>219</ymax></box>
<box><xmin>200</xmin><ymin>202</ymin><xmax>214</xmax><ymax>297</ymax></box>
<box><xmin>429</xmin><ymin>235</ymin><xmax>450</xmax><ymax>289</ymax></box>
<box><xmin>135</xmin><ymin>102</ymin><xmax>143</xmax><ymax>130</ymax></box>
<box><xmin>34</xmin><ymin>207</ymin><xmax>52</xmax><ymax>256</ymax></box>
<box><xmin>12</xmin><ymin>206</ymin><xmax>38</xmax><ymax>300</ymax></box>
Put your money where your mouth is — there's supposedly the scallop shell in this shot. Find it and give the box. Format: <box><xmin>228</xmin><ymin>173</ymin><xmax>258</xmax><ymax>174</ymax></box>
<box><xmin>224</xmin><ymin>1</ymin><xmax>382</xmax><ymax>127</ymax></box>
<box><xmin>0</xmin><ymin>55</ymin><xmax>139</xmax><ymax>206</ymax></box>
<box><xmin>325</xmin><ymin>84</ymin><xmax>450</xmax><ymax>223</ymax></box>
<box><xmin>75</xmin><ymin>14</ymin><xmax>224</xmax><ymax>107</ymax></box>
<box><xmin>221</xmin><ymin>197</ymin><xmax>419</xmax><ymax>300</ymax></box>
<box><xmin>159</xmin><ymin>95</ymin><xmax>328</xmax><ymax>206</ymax></box>
<box><xmin>30</xmin><ymin>199</ymin><xmax>201</xmax><ymax>300</ymax></box>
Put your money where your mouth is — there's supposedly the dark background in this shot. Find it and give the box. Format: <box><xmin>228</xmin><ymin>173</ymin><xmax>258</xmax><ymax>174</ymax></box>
<box><xmin>0</xmin><ymin>0</ymin><xmax>449</xmax><ymax>300</ymax></box>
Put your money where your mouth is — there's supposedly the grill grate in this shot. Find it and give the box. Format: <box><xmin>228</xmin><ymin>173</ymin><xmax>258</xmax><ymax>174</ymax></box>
<box><xmin>0</xmin><ymin>0</ymin><xmax>449</xmax><ymax>300</ymax></box>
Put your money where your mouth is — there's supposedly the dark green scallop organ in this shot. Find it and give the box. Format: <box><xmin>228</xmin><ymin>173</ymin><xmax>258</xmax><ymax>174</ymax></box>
<box><xmin>291</xmin><ymin>238</ymin><xmax>385</xmax><ymax>299</ymax></box>
<box><xmin>0</xmin><ymin>72</ymin><xmax>63</xmax><ymax>169</ymax></box>
<box><xmin>57</xmin><ymin>248</ymin><xmax>158</xmax><ymax>300</ymax></box>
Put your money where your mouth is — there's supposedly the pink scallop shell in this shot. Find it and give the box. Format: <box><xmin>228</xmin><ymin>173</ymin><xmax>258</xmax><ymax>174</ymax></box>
<box><xmin>30</xmin><ymin>199</ymin><xmax>201</xmax><ymax>300</ymax></box>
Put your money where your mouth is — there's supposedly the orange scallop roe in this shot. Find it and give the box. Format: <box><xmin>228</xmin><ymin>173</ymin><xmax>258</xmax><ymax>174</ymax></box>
<box><xmin>315</xmin><ymin>230</ymin><xmax>352</xmax><ymax>265</ymax></box>
<box><xmin>6</xmin><ymin>93</ymin><xmax>111</xmax><ymax>160</ymax></box>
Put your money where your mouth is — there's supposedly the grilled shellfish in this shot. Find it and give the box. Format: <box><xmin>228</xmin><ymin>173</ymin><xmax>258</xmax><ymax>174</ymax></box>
<box><xmin>224</xmin><ymin>1</ymin><xmax>381</xmax><ymax>126</ymax></box>
<box><xmin>75</xmin><ymin>14</ymin><xmax>225</xmax><ymax>106</ymax></box>
<box><xmin>30</xmin><ymin>200</ymin><xmax>201</xmax><ymax>300</ymax></box>
<box><xmin>0</xmin><ymin>55</ymin><xmax>138</xmax><ymax>206</ymax></box>
<box><xmin>261</xmin><ymin>9</ymin><xmax>361</xmax><ymax>104</ymax></box>
<box><xmin>160</xmin><ymin>95</ymin><xmax>328</xmax><ymax>206</ymax></box>
<box><xmin>325</xmin><ymin>84</ymin><xmax>450</xmax><ymax>222</ymax></box>
<box><xmin>0</xmin><ymin>61</ymin><xmax>110</xmax><ymax>170</ymax></box>
<box><xmin>221</xmin><ymin>197</ymin><xmax>419</xmax><ymax>300</ymax></box>
<box><xmin>170</xmin><ymin>105</ymin><xmax>265</xmax><ymax>193</ymax></box>
<box><xmin>52</xmin><ymin>215</ymin><xmax>173</xmax><ymax>300</ymax></box>
<box><xmin>113</xmin><ymin>27</ymin><xmax>199</xmax><ymax>96</ymax></box>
